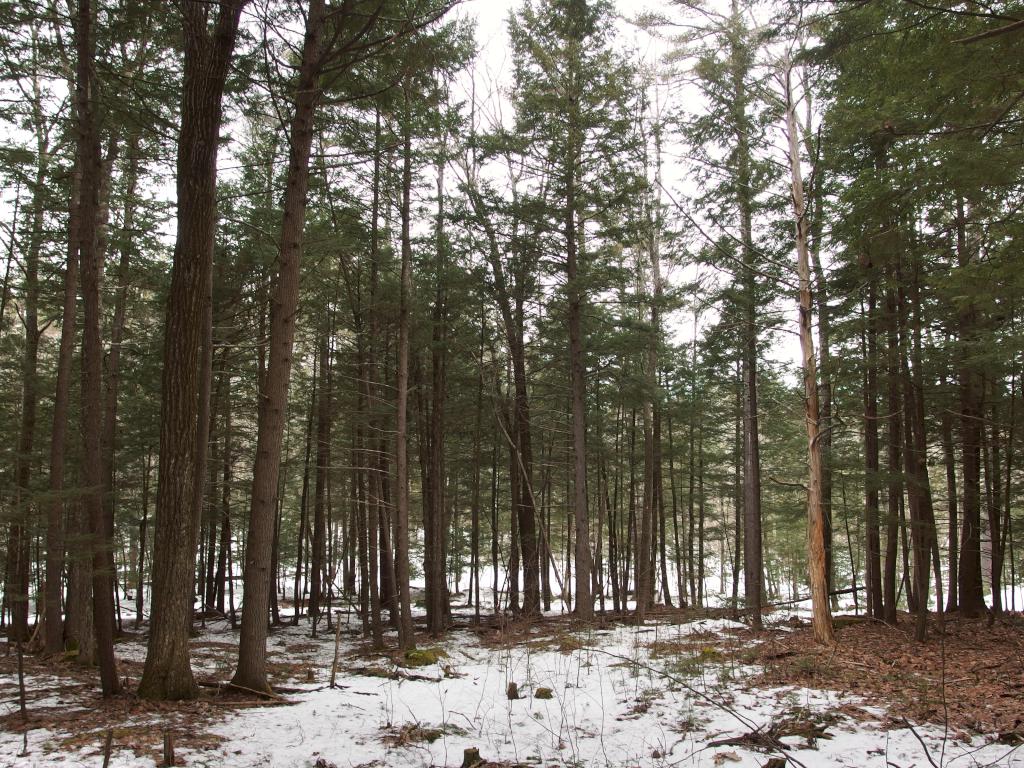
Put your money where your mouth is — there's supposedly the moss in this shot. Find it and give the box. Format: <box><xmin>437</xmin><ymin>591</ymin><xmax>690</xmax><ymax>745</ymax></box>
<box><xmin>402</xmin><ymin>647</ymin><xmax>448</xmax><ymax>667</ymax></box>
<box><xmin>698</xmin><ymin>645</ymin><xmax>723</xmax><ymax>662</ymax></box>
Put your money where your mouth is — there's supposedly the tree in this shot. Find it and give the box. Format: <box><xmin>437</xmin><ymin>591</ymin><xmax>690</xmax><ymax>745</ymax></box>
<box><xmin>780</xmin><ymin>59</ymin><xmax>833</xmax><ymax>644</ymax></box>
<box><xmin>140</xmin><ymin>0</ymin><xmax>250</xmax><ymax>701</ymax></box>
<box><xmin>508</xmin><ymin>0</ymin><xmax>638</xmax><ymax>620</ymax></box>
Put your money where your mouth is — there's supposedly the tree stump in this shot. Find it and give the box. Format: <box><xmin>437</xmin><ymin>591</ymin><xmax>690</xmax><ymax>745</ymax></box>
<box><xmin>461</xmin><ymin>746</ymin><xmax>483</xmax><ymax>768</ymax></box>
<box><xmin>162</xmin><ymin>731</ymin><xmax>175</xmax><ymax>767</ymax></box>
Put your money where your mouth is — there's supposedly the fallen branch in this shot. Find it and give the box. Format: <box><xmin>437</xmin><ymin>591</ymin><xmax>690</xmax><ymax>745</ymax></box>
<box><xmin>579</xmin><ymin>645</ymin><xmax>808</xmax><ymax>768</ymax></box>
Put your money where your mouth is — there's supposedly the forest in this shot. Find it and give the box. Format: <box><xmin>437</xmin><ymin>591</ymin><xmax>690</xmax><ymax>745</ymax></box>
<box><xmin>0</xmin><ymin>0</ymin><xmax>1022</xmax><ymax>766</ymax></box>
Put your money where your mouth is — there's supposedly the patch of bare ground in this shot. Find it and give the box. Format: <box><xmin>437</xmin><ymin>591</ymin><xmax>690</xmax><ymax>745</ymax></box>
<box><xmin>751</xmin><ymin>611</ymin><xmax>1024</xmax><ymax>739</ymax></box>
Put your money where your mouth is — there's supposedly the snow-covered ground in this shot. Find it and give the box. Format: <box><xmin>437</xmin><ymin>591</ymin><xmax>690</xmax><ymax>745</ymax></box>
<box><xmin>2</xmin><ymin>607</ymin><xmax>1021</xmax><ymax>768</ymax></box>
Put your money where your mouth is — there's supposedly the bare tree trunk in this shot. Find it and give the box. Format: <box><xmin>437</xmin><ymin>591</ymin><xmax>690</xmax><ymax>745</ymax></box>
<box><xmin>426</xmin><ymin>159</ymin><xmax>450</xmax><ymax>636</ymax></box>
<box><xmin>135</xmin><ymin>450</ymin><xmax>152</xmax><ymax>628</ymax></box>
<box><xmin>783</xmin><ymin>70</ymin><xmax>833</xmax><ymax>644</ymax></box>
<box><xmin>471</xmin><ymin>309</ymin><xmax>485</xmax><ymax>623</ymax></box>
<box><xmin>883</xmin><ymin>281</ymin><xmax>902</xmax><ymax>625</ymax></box>
<box><xmin>955</xmin><ymin>197</ymin><xmax>985</xmax><ymax>617</ymax></box>
<box><xmin>215</xmin><ymin>383</ymin><xmax>232</xmax><ymax>615</ymax></box>
<box><xmin>232</xmin><ymin>0</ymin><xmax>325</xmax><ymax>693</ymax></box>
<box><xmin>73</xmin><ymin>0</ymin><xmax>119</xmax><ymax>696</ymax></box>
<box><xmin>309</xmin><ymin>327</ymin><xmax>331</xmax><ymax>630</ymax></box>
<box><xmin>7</xmin><ymin>107</ymin><xmax>47</xmax><ymax>647</ymax></box>
<box><xmin>731</xmin><ymin>371</ymin><xmax>742</xmax><ymax>615</ymax></box>
<box><xmin>140</xmin><ymin>0</ymin><xmax>249</xmax><ymax>701</ymax></box>
<box><xmin>393</xmin><ymin>83</ymin><xmax>416</xmax><ymax>650</ymax></box>
<box><xmin>566</xmin><ymin>160</ymin><xmax>592</xmax><ymax>620</ymax></box>
<box><xmin>44</xmin><ymin>157</ymin><xmax>81</xmax><ymax>655</ymax></box>
<box><xmin>667</xmin><ymin>410</ymin><xmax>684</xmax><ymax>607</ymax></box>
<box><xmin>293</xmin><ymin>386</ymin><xmax>315</xmax><ymax>624</ymax></box>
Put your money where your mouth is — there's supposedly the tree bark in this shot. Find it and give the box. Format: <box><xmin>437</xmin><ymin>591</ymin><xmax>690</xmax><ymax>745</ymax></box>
<box><xmin>784</xmin><ymin>71</ymin><xmax>833</xmax><ymax>644</ymax></box>
<box><xmin>863</xmin><ymin>284</ymin><xmax>884</xmax><ymax>619</ymax></box>
<box><xmin>566</xmin><ymin>150</ymin><xmax>593</xmax><ymax>620</ymax></box>
<box><xmin>44</xmin><ymin>155</ymin><xmax>81</xmax><ymax>655</ymax></box>
<box><xmin>74</xmin><ymin>0</ymin><xmax>120</xmax><ymax>697</ymax></box>
<box><xmin>955</xmin><ymin>196</ymin><xmax>985</xmax><ymax>617</ymax></box>
<box><xmin>309</xmin><ymin>327</ymin><xmax>331</xmax><ymax>629</ymax></box>
<box><xmin>393</xmin><ymin>83</ymin><xmax>416</xmax><ymax>650</ymax></box>
<box><xmin>232</xmin><ymin>0</ymin><xmax>325</xmax><ymax>693</ymax></box>
<box><xmin>7</xmin><ymin>101</ymin><xmax>48</xmax><ymax>646</ymax></box>
<box><xmin>140</xmin><ymin>0</ymin><xmax>249</xmax><ymax>701</ymax></box>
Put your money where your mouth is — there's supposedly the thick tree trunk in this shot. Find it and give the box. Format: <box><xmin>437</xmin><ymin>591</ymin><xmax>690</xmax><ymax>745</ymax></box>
<box><xmin>140</xmin><ymin>0</ymin><xmax>248</xmax><ymax>701</ymax></box>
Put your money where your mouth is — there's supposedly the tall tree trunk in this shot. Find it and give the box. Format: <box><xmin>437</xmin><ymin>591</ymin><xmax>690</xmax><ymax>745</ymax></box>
<box><xmin>7</xmin><ymin>113</ymin><xmax>47</xmax><ymax>646</ymax></box>
<box><xmin>232</xmin><ymin>0</ymin><xmax>325</xmax><ymax>693</ymax></box>
<box><xmin>988</xmin><ymin>396</ymin><xmax>1004</xmax><ymax>614</ymax></box>
<box><xmin>729</xmin><ymin>0</ymin><xmax>763</xmax><ymax>630</ymax></box>
<box><xmin>393</xmin><ymin>83</ymin><xmax>416</xmax><ymax>650</ymax></box>
<box><xmin>464</xmin><ymin>181</ymin><xmax>541</xmax><ymax>618</ymax></box>
<box><xmin>863</xmin><ymin>285</ymin><xmax>884</xmax><ymax>619</ymax></box>
<box><xmin>140</xmin><ymin>0</ymin><xmax>249</xmax><ymax>701</ymax></box>
<box><xmin>100</xmin><ymin>138</ymin><xmax>138</xmax><ymax>622</ymax></box>
<box><xmin>731</xmin><ymin>370</ymin><xmax>742</xmax><ymax>615</ymax></box>
<box><xmin>471</xmin><ymin>309</ymin><xmax>485</xmax><ymax>623</ymax></box>
<box><xmin>566</xmin><ymin>154</ymin><xmax>592</xmax><ymax>621</ymax></box>
<box><xmin>216</xmin><ymin>387</ymin><xmax>232</xmax><ymax>615</ymax></box>
<box><xmin>136</xmin><ymin>450</ymin><xmax>152</xmax><ymax>627</ymax></box>
<box><xmin>44</xmin><ymin>158</ymin><xmax>81</xmax><ymax>655</ymax></box>
<box><xmin>668</xmin><ymin>409</ymin><xmax>684</xmax><ymax>606</ymax></box>
<box><xmin>426</xmin><ymin>159</ymin><xmax>450</xmax><ymax>635</ymax></box>
<box><xmin>292</xmin><ymin>385</ymin><xmax>315</xmax><ymax>624</ymax></box>
<box><xmin>74</xmin><ymin>0</ymin><xmax>119</xmax><ymax>696</ymax></box>
<box><xmin>784</xmin><ymin>73</ymin><xmax>833</xmax><ymax>644</ymax></box>
<box><xmin>810</xmin><ymin>210</ymin><xmax>834</xmax><ymax>601</ymax></box>
<box><xmin>883</xmin><ymin>282</ymin><xmax>902</xmax><ymax>625</ymax></box>
<box><xmin>940</xmin><ymin>376</ymin><xmax>959</xmax><ymax>612</ymax></box>
<box><xmin>955</xmin><ymin>197</ymin><xmax>985</xmax><ymax>617</ymax></box>
<box><xmin>309</xmin><ymin>327</ymin><xmax>331</xmax><ymax>630</ymax></box>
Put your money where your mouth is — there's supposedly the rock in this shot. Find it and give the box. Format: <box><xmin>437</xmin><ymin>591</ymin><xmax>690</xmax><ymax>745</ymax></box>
<box><xmin>402</xmin><ymin>647</ymin><xmax>448</xmax><ymax>668</ymax></box>
<box><xmin>534</xmin><ymin>687</ymin><xmax>553</xmax><ymax>700</ymax></box>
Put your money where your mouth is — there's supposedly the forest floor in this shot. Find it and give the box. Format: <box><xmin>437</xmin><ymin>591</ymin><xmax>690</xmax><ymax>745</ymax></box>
<box><xmin>1</xmin><ymin>605</ymin><xmax>1022</xmax><ymax>767</ymax></box>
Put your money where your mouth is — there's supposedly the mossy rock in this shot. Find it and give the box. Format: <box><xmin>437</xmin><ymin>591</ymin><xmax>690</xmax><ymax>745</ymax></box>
<box><xmin>402</xmin><ymin>647</ymin><xmax>448</xmax><ymax>667</ymax></box>
<box><xmin>698</xmin><ymin>645</ymin><xmax>723</xmax><ymax>662</ymax></box>
<box><xmin>534</xmin><ymin>687</ymin><xmax>554</xmax><ymax>700</ymax></box>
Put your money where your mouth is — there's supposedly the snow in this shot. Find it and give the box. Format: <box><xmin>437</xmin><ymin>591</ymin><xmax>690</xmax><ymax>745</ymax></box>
<box><xmin>3</xmin><ymin>610</ymin><xmax>1022</xmax><ymax>768</ymax></box>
